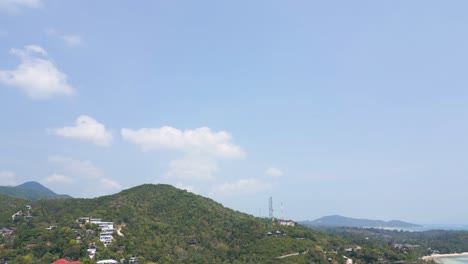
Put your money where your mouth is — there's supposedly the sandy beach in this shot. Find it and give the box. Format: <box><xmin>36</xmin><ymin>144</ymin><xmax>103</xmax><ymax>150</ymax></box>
<box><xmin>422</xmin><ymin>253</ymin><xmax>468</xmax><ymax>261</ymax></box>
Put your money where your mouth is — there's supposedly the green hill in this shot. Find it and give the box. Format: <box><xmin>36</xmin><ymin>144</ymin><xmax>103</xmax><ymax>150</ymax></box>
<box><xmin>0</xmin><ymin>181</ymin><xmax>72</xmax><ymax>200</ymax></box>
<box><xmin>300</xmin><ymin>215</ymin><xmax>421</xmax><ymax>228</ymax></box>
<box><xmin>0</xmin><ymin>184</ymin><xmax>419</xmax><ymax>263</ymax></box>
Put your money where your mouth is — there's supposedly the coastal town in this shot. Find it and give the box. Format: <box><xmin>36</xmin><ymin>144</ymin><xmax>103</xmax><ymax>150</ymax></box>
<box><xmin>1</xmin><ymin>203</ymin><xmax>139</xmax><ymax>264</ymax></box>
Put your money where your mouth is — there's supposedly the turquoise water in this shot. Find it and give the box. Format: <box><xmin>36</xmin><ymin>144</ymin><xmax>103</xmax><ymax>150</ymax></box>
<box><xmin>436</xmin><ymin>257</ymin><xmax>468</xmax><ymax>264</ymax></box>
<box><xmin>416</xmin><ymin>225</ymin><xmax>468</xmax><ymax>231</ymax></box>
<box><xmin>389</xmin><ymin>225</ymin><xmax>468</xmax><ymax>232</ymax></box>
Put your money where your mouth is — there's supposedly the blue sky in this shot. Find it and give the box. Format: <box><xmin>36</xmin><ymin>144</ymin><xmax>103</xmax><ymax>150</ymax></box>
<box><xmin>1</xmin><ymin>0</ymin><xmax>468</xmax><ymax>224</ymax></box>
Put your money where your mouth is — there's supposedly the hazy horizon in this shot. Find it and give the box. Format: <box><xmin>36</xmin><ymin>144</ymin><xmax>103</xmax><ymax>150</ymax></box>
<box><xmin>1</xmin><ymin>1</ymin><xmax>468</xmax><ymax>225</ymax></box>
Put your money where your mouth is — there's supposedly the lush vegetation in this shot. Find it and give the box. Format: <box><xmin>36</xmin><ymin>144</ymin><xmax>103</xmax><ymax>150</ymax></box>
<box><xmin>0</xmin><ymin>184</ymin><xmax>423</xmax><ymax>263</ymax></box>
<box><xmin>308</xmin><ymin>226</ymin><xmax>468</xmax><ymax>263</ymax></box>
<box><xmin>0</xmin><ymin>181</ymin><xmax>71</xmax><ymax>200</ymax></box>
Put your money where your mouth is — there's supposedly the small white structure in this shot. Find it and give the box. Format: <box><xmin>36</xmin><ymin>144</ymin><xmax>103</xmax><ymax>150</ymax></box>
<box><xmin>97</xmin><ymin>260</ymin><xmax>118</xmax><ymax>264</ymax></box>
<box><xmin>87</xmin><ymin>248</ymin><xmax>96</xmax><ymax>259</ymax></box>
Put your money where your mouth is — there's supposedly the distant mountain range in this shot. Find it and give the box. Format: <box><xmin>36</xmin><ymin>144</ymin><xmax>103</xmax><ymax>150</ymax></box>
<box><xmin>0</xmin><ymin>181</ymin><xmax>71</xmax><ymax>200</ymax></box>
<box><xmin>300</xmin><ymin>215</ymin><xmax>422</xmax><ymax>228</ymax></box>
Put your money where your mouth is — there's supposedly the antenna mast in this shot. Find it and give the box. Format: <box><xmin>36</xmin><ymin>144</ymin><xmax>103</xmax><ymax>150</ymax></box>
<box><xmin>269</xmin><ymin>196</ymin><xmax>273</xmax><ymax>220</ymax></box>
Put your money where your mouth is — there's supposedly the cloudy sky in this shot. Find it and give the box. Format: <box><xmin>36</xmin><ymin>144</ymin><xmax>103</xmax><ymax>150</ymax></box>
<box><xmin>1</xmin><ymin>0</ymin><xmax>468</xmax><ymax>225</ymax></box>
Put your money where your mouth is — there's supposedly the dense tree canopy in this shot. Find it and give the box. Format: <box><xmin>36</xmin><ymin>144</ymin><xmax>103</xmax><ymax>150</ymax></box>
<box><xmin>0</xmin><ymin>185</ymin><xmax>428</xmax><ymax>263</ymax></box>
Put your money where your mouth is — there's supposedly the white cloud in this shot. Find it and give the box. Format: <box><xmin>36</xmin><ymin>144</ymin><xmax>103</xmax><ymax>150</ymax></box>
<box><xmin>61</xmin><ymin>34</ymin><xmax>82</xmax><ymax>47</ymax></box>
<box><xmin>52</xmin><ymin>115</ymin><xmax>113</xmax><ymax>146</ymax></box>
<box><xmin>164</xmin><ymin>157</ymin><xmax>217</xmax><ymax>181</ymax></box>
<box><xmin>265</xmin><ymin>167</ymin><xmax>283</xmax><ymax>177</ymax></box>
<box><xmin>211</xmin><ymin>178</ymin><xmax>272</xmax><ymax>195</ymax></box>
<box><xmin>48</xmin><ymin>155</ymin><xmax>121</xmax><ymax>197</ymax></box>
<box><xmin>0</xmin><ymin>171</ymin><xmax>16</xmax><ymax>186</ymax></box>
<box><xmin>0</xmin><ymin>45</ymin><xmax>75</xmax><ymax>99</ymax></box>
<box><xmin>42</xmin><ymin>173</ymin><xmax>74</xmax><ymax>184</ymax></box>
<box><xmin>123</xmin><ymin>126</ymin><xmax>245</xmax><ymax>182</ymax></box>
<box><xmin>48</xmin><ymin>155</ymin><xmax>102</xmax><ymax>178</ymax></box>
<box><xmin>44</xmin><ymin>29</ymin><xmax>83</xmax><ymax>47</ymax></box>
<box><xmin>0</xmin><ymin>0</ymin><xmax>42</xmax><ymax>13</ymax></box>
<box><xmin>121</xmin><ymin>126</ymin><xmax>245</xmax><ymax>159</ymax></box>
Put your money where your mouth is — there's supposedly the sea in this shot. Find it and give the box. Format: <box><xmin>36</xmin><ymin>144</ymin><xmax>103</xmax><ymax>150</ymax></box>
<box><xmin>412</xmin><ymin>225</ymin><xmax>468</xmax><ymax>232</ymax></box>
<box><xmin>378</xmin><ymin>225</ymin><xmax>468</xmax><ymax>232</ymax></box>
<box><xmin>435</xmin><ymin>257</ymin><xmax>468</xmax><ymax>264</ymax></box>
<box><xmin>379</xmin><ymin>225</ymin><xmax>468</xmax><ymax>264</ymax></box>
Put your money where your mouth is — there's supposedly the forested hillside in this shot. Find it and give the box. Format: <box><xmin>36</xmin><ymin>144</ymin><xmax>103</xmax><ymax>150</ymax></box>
<box><xmin>0</xmin><ymin>181</ymin><xmax>71</xmax><ymax>200</ymax></box>
<box><xmin>0</xmin><ymin>184</ymin><xmax>422</xmax><ymax>263</ymax></box>
<box><xmin>311</xmin><ymin>226</ymin><xmax>468</xmax><ymax>257</ymax></box>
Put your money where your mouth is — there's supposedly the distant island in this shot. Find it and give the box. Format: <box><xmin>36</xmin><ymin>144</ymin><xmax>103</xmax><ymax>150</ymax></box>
<box><xmin>0</xmin><ymin>181</ymin><xmax>72</xmax><ymax>200</ymax></box>
<box><xmin>300</xmin><ymin>215</ymin><xmax>422</xmax><ymax>228</ymax></box>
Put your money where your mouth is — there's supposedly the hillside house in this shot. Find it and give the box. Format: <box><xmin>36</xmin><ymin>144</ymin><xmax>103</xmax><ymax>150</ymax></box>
<box><xmin>79</xmin><ymin>217</ymin><xmax>114</xmax><ymax>231</ymax></box>
<box><xmin>85</xmin><ymin>229</ymin><xmax>95</xmax><ymax>236</ymax></box>
<box><xmin>96</xmin><ymin>260</ymin><xmax>118</xmax><ymax>264</ymax></box>
<box><xmin>90</xmin><ymin>218</ymin><xmax>102</xmax><ymax>224</ymax></box>
<box><xmin>87</xmin><ymin>248</ymin><xmax>96</xmax><ymax>259</ymax></box>
<box><xmin>100</xmin><ymin>231</ymin><xmax>114</xmax><ymax>247</ymax></box>
<box><xmin>78</xmin><ymin>217</ymin><xmax>115</xmax><ymax>246</ymax></box>
<box><xmin>279</xmin><ymin>219</ymin><xmax>295</xmax><ymax>227</ymax></box>
<box><xmin>87</xmin><ymin>243</ymin><xmax>97</xmax><ymax>258</ymax></box>
<box><xmin>0</xmin><ymin>228</ymin><xmax>13</xmax><ymax>236</ymax></box>
<box><xmin>98</xmin><ymin>222</ymin><xmax>114</xmax><ymax>232</ymax></box>
<box><xmin>79</xmin><ymin>217</ymin><xmax>103</xmax><ymax>224</ymax></box>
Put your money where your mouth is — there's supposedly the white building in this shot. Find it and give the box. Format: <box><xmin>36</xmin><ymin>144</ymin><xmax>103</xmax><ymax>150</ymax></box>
<box><xmin>90</xmin><ymin>218</ymin><xmax>102</xmax><ymax>224</ymax></box>
<box><xmin>279</xmin><ymin>219</ymin><xmax>295</xmax><ymax>227</ymax></box>
<box><xmin>98</xmin><ymin>222</ymin><xmax>114</xmax><ymax>232</ymax></box>
<box><xmin>97</xmin><ymin>260</ymin><xmax>118</xmax><ymax>264</ymax></box>
<box><xmin>79</xmin><ymin>217</ymin><xmax>115</xmax><ymax>246</ymax></box>
<box><xmin>100</xmin><ymin>231</ymin><xmax>114</xmax><ymax>247</ymax></box>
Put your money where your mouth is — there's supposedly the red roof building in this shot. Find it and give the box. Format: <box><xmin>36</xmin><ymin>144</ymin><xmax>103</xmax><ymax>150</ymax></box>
<box><xmin>52</xmin><ymin>260</ymin><xmax>68</xmax><ymax>264</ymax></box>
<box><xmin>52</xmin><ymin>259</ymin><xmax>81</xmax><ymax>264</ymax></box>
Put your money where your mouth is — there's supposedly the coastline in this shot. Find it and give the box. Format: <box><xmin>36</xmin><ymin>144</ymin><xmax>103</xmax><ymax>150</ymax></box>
<box><xmin>422</xmin><ymin>253</ymin><xmax>468</xmax><ymax>261</ymax></box>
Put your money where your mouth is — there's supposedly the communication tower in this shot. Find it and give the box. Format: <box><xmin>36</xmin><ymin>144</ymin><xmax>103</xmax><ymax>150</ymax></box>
<box><xmin>280</xmin><ymin>202</ymin><xmax>284</xmax><ymax>221</ymax></box>
<box><xmin>268</xmin><ymin>196</ymin><xmax>273</xmax><ymax>219</ymax></box>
